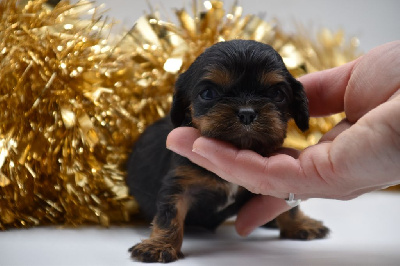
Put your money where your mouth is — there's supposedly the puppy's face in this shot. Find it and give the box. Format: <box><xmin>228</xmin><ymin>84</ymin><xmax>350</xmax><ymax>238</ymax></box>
<box><xmin>171</xmin><ymin>40</ymin><xmax>309</xmax><ymax>156</ymax></box>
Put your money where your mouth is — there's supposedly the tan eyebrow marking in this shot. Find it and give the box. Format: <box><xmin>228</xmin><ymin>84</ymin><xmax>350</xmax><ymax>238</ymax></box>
<box><xmin>259</xmin><ymin>70</ymin><xmax>286</xmax><ymax>86</ymax></box>
<box><xmin>203</xmin><ymin>68</ymin><xmax>234</xmax><ymax>87</ymax></box>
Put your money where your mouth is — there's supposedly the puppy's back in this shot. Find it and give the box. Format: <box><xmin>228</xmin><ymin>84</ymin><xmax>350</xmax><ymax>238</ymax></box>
<box><xmin>126</xmin><ymin>116</ymin><xmax>173</xmax><ymax>220</ymax></box>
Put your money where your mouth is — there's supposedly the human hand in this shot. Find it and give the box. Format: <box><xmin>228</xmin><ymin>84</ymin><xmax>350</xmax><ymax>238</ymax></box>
<box><xmin>166</xmin><ymin>41</ymin><xmax>400</xmax><ymax>236</ymax></box>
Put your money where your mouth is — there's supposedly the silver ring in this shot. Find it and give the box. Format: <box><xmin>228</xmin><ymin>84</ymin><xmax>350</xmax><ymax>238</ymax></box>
<box><xmin>285</xmin><ymin>193</ymin><xmax>301</xmax><ymax>208</ymax></box>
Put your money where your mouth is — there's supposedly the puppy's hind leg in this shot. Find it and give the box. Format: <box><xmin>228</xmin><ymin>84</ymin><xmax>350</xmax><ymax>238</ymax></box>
<box><xmin>276</xmin><ymin>206</ymin><xmax>330</xmax><ymax>240</ymax></box>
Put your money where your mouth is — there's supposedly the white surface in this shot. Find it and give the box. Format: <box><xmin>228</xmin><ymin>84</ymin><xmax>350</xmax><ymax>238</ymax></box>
<box><xmin>1</xmin><ymin>192</ymin><xmax>400</xmax><ymax>265</ymax></box>
<box><xmin>90</xmin><ymin>0</ymin><xmax>400</xmax><ymax>53</ymax></box>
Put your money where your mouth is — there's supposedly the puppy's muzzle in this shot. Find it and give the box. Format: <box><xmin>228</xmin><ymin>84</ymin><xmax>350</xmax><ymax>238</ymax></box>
<box><xmin>237</xmin><ymin>107</ymin><xmax>257</xmax><ymax>125</ymax></box>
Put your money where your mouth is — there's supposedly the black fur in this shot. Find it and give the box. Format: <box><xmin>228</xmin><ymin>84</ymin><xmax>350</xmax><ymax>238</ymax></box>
<box><xmin>127</xmin><ymin>116</ymin><xmax>252</xmax><ymax>230</ymax></box>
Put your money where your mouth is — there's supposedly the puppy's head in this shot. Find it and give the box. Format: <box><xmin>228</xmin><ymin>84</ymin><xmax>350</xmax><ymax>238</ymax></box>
<box><xmin>171</xmin><ymin>40</ymin><xmax>309</xmax><ymax>155</ymax></box>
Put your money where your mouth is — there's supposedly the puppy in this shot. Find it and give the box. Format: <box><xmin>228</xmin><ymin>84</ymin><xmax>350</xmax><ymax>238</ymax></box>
<box><xmin>127</xmin><ymin>40</ymin><xmax>329</xmax><ymax>263</ymax></box>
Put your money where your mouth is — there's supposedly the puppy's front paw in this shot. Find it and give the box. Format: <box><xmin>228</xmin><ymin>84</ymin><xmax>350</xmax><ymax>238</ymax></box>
<box><xmin>129</xmin><ymin>239</ymin><xmax>183</xmax><ymax>263</ymax></box>
<box><xmin>280</xmin><ymin>219</ymin><xmax>330</xmax><ymax>240</ymax></box>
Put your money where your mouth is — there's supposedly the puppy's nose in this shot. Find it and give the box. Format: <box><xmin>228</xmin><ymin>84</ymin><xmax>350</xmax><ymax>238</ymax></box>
<box><xmin>237</xmin><ymin>108</ymin><xmax>257</xmax><ymax>125</ymax></box>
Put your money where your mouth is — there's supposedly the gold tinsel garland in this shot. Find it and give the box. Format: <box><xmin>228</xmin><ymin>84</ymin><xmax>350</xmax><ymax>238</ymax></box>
<box><xmin>0</xmin><ymin>0</ymin><xmax>362</xmax><ymax>229</ymax></box>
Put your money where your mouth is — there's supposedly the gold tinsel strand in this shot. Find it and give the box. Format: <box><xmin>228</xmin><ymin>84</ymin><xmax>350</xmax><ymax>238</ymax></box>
<box><xmin>0</xmin><ymin>0</ymin><xmax>143</xmax><ymax>229</ymax></box>
<box><xmin>0</xmin><ymin>0</ymin><xmax>363</xmax><ymax>229</ymax></box>
<box><xmin>123</xmin><ymin>0</ymin><xmax>360</xmax><ymax>149</ymax></box>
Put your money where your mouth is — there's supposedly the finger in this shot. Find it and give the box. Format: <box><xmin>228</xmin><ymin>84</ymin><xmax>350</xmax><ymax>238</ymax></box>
<box><xmin>298</xmin><ymin>59</ymin><xmax>358</xmax><ymax>116</ymax></box>
<box><xmin>168</xmin><ymin>128</ymin><xmax>310</xmax><ymax>198</ymax></box>
<box><xmin>193</xmin><ymin>133</ymin><xmax>343</xmax><ymax>199</ymax></box>
<box><xmin>318</xmin><ymin>118</ymin><xmax>352</xmax><ymax>142</ymax></box>
<box><xmin>344</xmin><ymin>41</ymin><xmax>400</xmax><ymax>122</ymax></box>
<box><xmin>301</xmin><ymin>41</ymin><xmax>400</xmax><ymax>120</ymax></box>
<box><xmin>327</xmin><ymin>97</ymin><xmax>400</xmax><ymax>189</ymax></box>
<box><xmin>168</xmin><ymin>128</ymin><xmax>307</xmax><ymax>198</ymax></box>
<box><xmin>192</xmin><ymin>137</ymin><xmax>269</xmax><ymax>193</ymax></box>
<box><xmin>192</xmin><ymin>136</ymin><xmax>300</xmax><ymax>198</ymax></box>
<box><xmin>167</xmin><ymin>127</ymin><xmax>234</xmax><ymax>180</ymax></box>
<box><xmin>273</xmin><ymin>147</ymin><xmax>300</xmax><ymax>158</ymax></box>
<box><xmin>166</xmin><ymin>127</ymin><xmax>215</xmax><ymax>169</ymax></box>
<box><xmin>235</xmin><ymin>195</ymin><xmax>291</xmax><ymax>236</ymax></box>
<box><xmin>166</xmin><ymin>127</ymin><xmax>200</xmax><ymax>155</ymax></box>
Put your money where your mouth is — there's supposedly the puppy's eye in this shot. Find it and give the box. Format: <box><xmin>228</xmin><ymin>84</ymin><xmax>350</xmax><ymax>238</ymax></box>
<box><xmin>269</xmin><ymin>89</ymin><xmax>285</xmax><ymax>102</ymax></box>
<box><xmin>199</xmin><ymin>88</ymin><xmax>218</xmax><ymax>100</ymax></box>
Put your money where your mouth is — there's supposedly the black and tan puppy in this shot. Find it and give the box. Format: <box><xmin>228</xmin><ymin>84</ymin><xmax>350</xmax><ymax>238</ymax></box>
<box><xmin>127</xmin><ymin>40</ymin><xmax>329</xmax><ymax>263</ymax></box>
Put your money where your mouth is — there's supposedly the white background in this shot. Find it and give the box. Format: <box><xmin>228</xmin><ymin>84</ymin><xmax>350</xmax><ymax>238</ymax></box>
<box><xmin>95</xmin><ymin>0</ymin><xmax>400</xmax><ymax>53</ymax></box>
<box><xmin>2</xmin><ymin>192</ymin><xmax>400</xmax><ymax>265</ymax></box>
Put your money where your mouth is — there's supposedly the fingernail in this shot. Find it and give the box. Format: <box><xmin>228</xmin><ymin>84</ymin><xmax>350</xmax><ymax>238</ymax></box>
<box><xmin>166</xmin><ymin>144</ymin><xmax>185</xmax><ymax>157</ymax></box>
<box><xmin>192</xmin><ymin>147</ymin><xmax>205</xmax><ymax>157</ymax></box>
<box><xmin>166</xmin><ymin>144</ymin><xmax>174</xmax><ymax>151</ymax></box>
<box><xmin>239</xmin><ymin>228</ymin><xmax>252</xmax><ymax>237</ymax></box>
<box><xmin>236</xmin><ymin>222</ymin><xmax>252</xmax><ymax>237</ymax></box>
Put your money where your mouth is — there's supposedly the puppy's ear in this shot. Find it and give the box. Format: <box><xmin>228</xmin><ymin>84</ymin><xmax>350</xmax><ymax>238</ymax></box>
<box><xmin>289</xmin><ymin>77</ymin><xmax>309</xmax><ymax>132</ymax></box>
<box><xmin>170</xmin><ymin>73</ymin><xmax>191</xmax><ymax>127</ymax></box>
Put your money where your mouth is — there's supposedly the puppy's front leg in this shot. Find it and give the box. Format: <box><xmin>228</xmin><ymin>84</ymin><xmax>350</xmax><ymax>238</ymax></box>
<box><xmin>130</xmin><ymin>182</ymin><xmax>189</xmax><ymax>263</ymax></box>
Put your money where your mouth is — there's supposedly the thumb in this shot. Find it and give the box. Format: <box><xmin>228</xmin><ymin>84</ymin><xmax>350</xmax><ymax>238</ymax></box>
<box><xmin>235</xmin><ymin>195</ymin><xmax>290</xmax><ymax>236</ymax></box>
